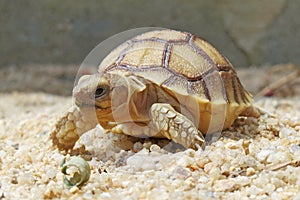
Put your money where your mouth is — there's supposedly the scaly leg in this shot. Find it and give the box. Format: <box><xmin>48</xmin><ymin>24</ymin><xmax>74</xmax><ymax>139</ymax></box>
<box><xmin>150</xmin><ymin>103</ymin><xmax>205</xmax><ymax>150</ymax></box>
<box><xmin>51</xmin><ymin>106</ymin><xmax>98</xmax><ymax>151</ymax></box>
<box><xmin>241</xmin><ymin>105</ymin><xmax>277</xmax><ymax>118</ymax></box>
<box><xmin>111</xmin><ymin>122</ymin><xmax>157</xmax><ymax>138</ymax></box>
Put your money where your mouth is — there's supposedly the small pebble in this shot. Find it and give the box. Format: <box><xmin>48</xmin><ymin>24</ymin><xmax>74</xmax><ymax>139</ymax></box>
<box><xmin>17</xmin><ymin>172</ymin><xmax>34</xmax><ymax>185</ymax></box>
<box><xmin>290</xmin><ymin>144</ymin><xmax>300</xmax><ymax>154</ymax></box>
<box><xmin>172</xmin><ymin>166</ymin><xmax>191</xmax><ymax>179</ymax></box>
<box><xmin>256</xmin><ymin>149</ymin><xmax>273</xmax><ymax>162</ymax></box>
<box><xmin>150</xmin><ymin>144</ymin><xmax>161</xmax><ymax>152</ymax></box>
<box><xmin>214</xmin><ymin>179</ymin><xmax>235</xmax><ymax>192</ymax></box>
<box><xmin>246</xmin><ymin>167</ymin><xmax>256</xmax><ymax>176</ymax></box>
<box><xmin>69</xmin><ymin>186</ymin><xmax>79</xmax><ymax>194</ymax></box>
<box><xmin>133</xmin><ymin>142</ymin><xmax>143</xmax><ymax>152</ymax></box>
<box><xmin>83</xmin><ymin>191</ymin><xmax>93</xmax><ymax>199</ymax></box>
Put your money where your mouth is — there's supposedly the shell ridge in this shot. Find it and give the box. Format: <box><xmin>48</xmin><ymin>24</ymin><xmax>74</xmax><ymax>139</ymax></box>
<box><xmin>162</xmin><ymin>43</ymin><xmax>172</xmax><ymax>68</ymax></box>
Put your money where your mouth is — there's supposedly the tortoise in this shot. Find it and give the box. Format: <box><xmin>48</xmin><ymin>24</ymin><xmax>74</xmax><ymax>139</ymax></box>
<box><xmin>51</xmin><ymin>29</ymin><xmax>261</xmax><ymax>151</ymax></box>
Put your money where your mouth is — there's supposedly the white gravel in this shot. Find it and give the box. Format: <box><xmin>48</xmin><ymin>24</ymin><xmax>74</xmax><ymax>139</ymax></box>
<box><xmin>0</xmin><ymin>90</ymin><xmax>299</xmax><ymax>199</ymax></box>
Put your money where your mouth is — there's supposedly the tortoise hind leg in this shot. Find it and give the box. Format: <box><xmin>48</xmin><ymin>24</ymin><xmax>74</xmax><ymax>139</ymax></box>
<box><xmin>240</xmin><ymin>105</ymin><xmax>276</xmax><ymax>118</ymax></box>
<box><xmin>150</xmin><ymin>103</ymin><xmax>205</xmax><ymax>150</ymax></box>
<box><xmin>240</xmin><ymin>106</ymin><xmax>261</xmax><ymax>118</ymax></box>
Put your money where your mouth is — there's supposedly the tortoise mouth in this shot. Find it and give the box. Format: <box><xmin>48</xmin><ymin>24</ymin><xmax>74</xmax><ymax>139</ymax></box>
<box><xmin>75</xmin><ymin>100</ymin><xmax>112</xmax><ymax>111</ymax></box>
<box><xmin>75</xmin><ymin>101</ymin><xmax>94</xmax><ymax>108</ymax></box>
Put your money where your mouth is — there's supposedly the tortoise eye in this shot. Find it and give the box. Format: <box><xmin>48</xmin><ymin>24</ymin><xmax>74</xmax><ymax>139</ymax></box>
<box><xmin>94</xmin><ymin>87</ymin><xmax>107</xmax><ymax>99</ymax></box>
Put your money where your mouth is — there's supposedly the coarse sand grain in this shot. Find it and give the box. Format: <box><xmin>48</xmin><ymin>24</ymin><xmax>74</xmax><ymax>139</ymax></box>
<box><xmin>0</xmin><ymin>66</ymin><xmax>299</xmax><ymax>199</ymax></box>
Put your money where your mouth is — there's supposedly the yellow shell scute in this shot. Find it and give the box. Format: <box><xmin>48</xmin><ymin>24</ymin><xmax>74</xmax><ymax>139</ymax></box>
<box><xmin>188</xmin><ymin>81</ymin><xmax>209</xmax><ymax>100</ymax></box>
<box><xmin>192</xmin><ymin>37</ymin><xmax>229</xmax><ymax>66</ymax></box>
<box><xmin>99</xmin><ymin>42</ymin><xmax>130</xmax><ymax>72</ymax></box>
<box><xmin>169</xmin><ymin>44</ymin><xmax>212</xmax><ymax>79</ymax></box>
<box><xmin>162</xmin><ymin>76</ymin><xmax>189</xmax><ymax>96</ymax></box>
<box><xmin>120</xmin><ymin>41</ymin><xmax>165</xmax><ymax>67</ymax></box>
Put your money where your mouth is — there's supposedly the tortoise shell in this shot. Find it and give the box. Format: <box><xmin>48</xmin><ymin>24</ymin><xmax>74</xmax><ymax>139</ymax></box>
<box><xmin>98</xmin><ymin>29</ymin><xmax>252</xmax><ymax>134</ymax></box>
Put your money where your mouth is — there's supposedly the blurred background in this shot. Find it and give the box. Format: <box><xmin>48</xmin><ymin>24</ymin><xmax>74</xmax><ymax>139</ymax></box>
<box><xmin>1</xmin><ymin>0</ymin><xmax>299</xmax><ymax>95</ymax></box>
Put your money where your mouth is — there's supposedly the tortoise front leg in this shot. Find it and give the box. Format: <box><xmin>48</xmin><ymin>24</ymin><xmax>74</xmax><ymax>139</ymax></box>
<box><xmin>150</xmin><ymin>103</ymin><xmax>205</xmax><ymax>150</ymax></box>
<box><xmin>51</xmin><ymin>106</ymin><xmax>98</xmax><ymax>150</ymax></box>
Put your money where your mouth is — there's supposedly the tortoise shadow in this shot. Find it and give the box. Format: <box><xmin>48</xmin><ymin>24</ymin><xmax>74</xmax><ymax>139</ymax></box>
<box><xmin>111</xmin><ymin>116</ymin><xmax>262</xmax><ymax>153</ymax></box>
<box><xmin>220</xmin><ymin>116</ymin><xmax>260</xmax><ymax>142</ymax></box>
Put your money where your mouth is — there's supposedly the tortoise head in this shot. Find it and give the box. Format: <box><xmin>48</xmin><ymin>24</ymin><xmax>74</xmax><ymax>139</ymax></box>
<box><xmin>73</xmin><ymin>71</ymin><xmax>146</xmax><ymax>124</ymax></box>
<box><xmin>73</xmin><ymin>73</ymin><xmax>111</xmax><ymax>110</ymax></box>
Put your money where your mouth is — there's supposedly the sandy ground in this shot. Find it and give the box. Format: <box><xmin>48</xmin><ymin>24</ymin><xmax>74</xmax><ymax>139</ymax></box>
<box><xmin>0</xmin><ymin>65</ymin><xmax>299</xmax><ymax>199</ymax></box>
